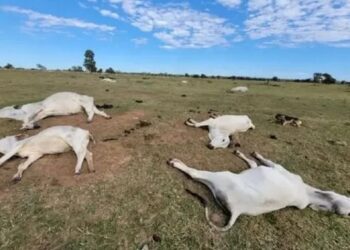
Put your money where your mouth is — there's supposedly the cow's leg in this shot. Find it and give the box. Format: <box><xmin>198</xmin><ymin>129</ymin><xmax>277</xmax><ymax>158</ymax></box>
<box><xmin>251</xmin><ymin>152</ymin><xmax>276</xmax><ymax>168</ymax></box>
<box><xmin>93</xmin><ymin>106</ymin><xmax>111</xmax><ymax>119</ymax></box>
<box><xmin>73</xmin><ymin>149</ymin><xmax>86</xmax><ymax>175</ymax></box>
<box><xmin>234</xmin><ymin>150</ymin><xmax>258</xmax><ymax>168</ymax></box>
<box><xmin>12</xmin><ymin>154</ymin><xmax>42</xmax><ymax>182</ymax></box>
<box><xmin>22</xmin><ymin>110</ymin><xmax>47</xmax><ymax>129</ymax></box>
<box><xmin>167</xmin><ymin>158</ymin><xmax>216</xmax><ymax>183</ymax></box>
<box><xmin>85</xmin><ymin>150</ymin><xmax>95</xmax><ymax>173</ymax></box>
<box><xmin>71</xmin><ymin>138</ymin><xmax>90</xmax><ymax>175</ymax></box>
<box><xmin>0</xmin><ymin>145</ymin><xmax>22</xmax><ymax>167</ymax></box>
<box><xmin>185</xmin><ymin>118</ymin><xmax>213</xmax><ymax>128</ymax></box>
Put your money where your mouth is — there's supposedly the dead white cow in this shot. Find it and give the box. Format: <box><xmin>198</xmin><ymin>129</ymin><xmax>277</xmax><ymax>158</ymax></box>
<box><xmin>229</xmin><ymin>86</ymin><xmax>248</xmax><ymax>93</ymax></box>
<box><xmin>185</xmin><ymin>115</ymin><xmax>255</xmax><ymax>149</ymax></box>
<box><xmin>0</xmin><ymin>92</ymin><xmax>111</xmax><ymax>130</ymax></box>
<box><xmin>168</xmin><ymin>151</ymin><xmax>350</xmax><ymax>231</ymax></box>
<box><xmin>0</xmin><ymin>126</ymin><xmax>95</xmax><ymax>182</ymax></box>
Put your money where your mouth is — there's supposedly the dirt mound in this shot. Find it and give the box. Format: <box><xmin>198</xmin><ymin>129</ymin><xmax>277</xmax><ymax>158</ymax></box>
<box><xmin>0</xmin><ymin>110</ymin><xmax>145</xmax><ymax>193</ymax></box>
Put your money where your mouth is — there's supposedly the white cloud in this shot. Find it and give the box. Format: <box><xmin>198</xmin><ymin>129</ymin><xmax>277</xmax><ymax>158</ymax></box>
<box><xmin>108</xmin><ymin>0</ymin><xmax>237</xmax><ymax>48</ymax></box>
<box><xmin>78</xmin><ymin>2</ymin><xmax>88</xmax><ymax>8</ymax></box>
<box><xmin>131</xmin><ymin>37</ymin><xmax>148</xmax><ymax>46</ymax></box>
<box><xmin>99</xmin><ymin>9</ymin><xmax>120</xmax><ymax>19</ymax></box>
<box><xmin>245</xmin><ymin>0</ymin><xmax>350</xmax><ymax>47</ymax></box>
<box><xmin>1</xmin><ymin>5</ymin><xmax>115</xmax><ymax>32</ymax></box>
<box><xmin>216</xmin><ymin>0</ymin><xmax>241</xmax><ymax>8</ymax></box>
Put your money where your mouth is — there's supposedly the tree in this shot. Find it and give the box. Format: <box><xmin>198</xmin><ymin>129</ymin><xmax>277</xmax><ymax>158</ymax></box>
<box><xmin>272</xmin><ymin>76</ymin><xmax>279</xmax><ymax>81</ymax></box>
<box><xmin>313</xmin><ymin>73</ymin><xmax>324</xmax><ymax>83</ymax></box>
<box><xmin>105</xmin><ymin>67</ymin><xmax>115</xmax><ymax>74</ymax></box>
<box><xmin>36</xmin><ymin>64</ymin><xmax>47</xmax><ymax>71</ymax></box>
<box><xmin>70</xmin><ymin>66</ymin><xmax>83</xmax><ymax>72</ymax></box>
<box><xmin>83</xmin><ymin>49</ymin><xmax>97</xmax><ymax>72</ymax></box>
<box><xmin>97</xmin><ymin>68</ymin><xmax>103</xmax><ymax>73</ymax></box>
<box><xmin>322</xmin><ymin>73</ymin><xmax>336</xmax><ymax>84</ymax></box>
<box><xmin>4</xmin><ymin>63</ymin><xmax>14</xmax><ymax>69</ymax></box>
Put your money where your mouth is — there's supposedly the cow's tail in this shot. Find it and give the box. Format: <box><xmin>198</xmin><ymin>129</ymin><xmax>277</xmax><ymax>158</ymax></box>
<box><xmin>89</xmin><ymin>132</ymin><xmax>96</xmax><ymax>144</ymax></box>
<box><xmin>185</xmin><ymin>189</ymin><xmax>236</xmax><ymax>232</ymax></box>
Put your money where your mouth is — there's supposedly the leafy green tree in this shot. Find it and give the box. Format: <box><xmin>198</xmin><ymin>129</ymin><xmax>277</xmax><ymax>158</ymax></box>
<box><xmin>105</xmin><ymin>67</ymin><xmax>115</xmax><ymax>74</ymax></box>
<box><xmin>4</xmin><ymin>63</ymin><xmax>14</xmax><ymax>69</ymax></box>
<box><xmin>36</xmin><ymin>64</ymin><xmax>47</xmax><ymax>70</ymax></box>
<box><xmin>272</xmin><ymin>76</ymin><xmax>279</xmax><ymax>81</ymax></box>
<box><xmin>70</xmin><ymin>66</ymin><xmax>83</xmax><ymax>72</ymax></box>
<box><xmin>83</xmin><ymin>49</ymin><xmax>97</xmax><ymax>72</ymax></box>
<box><xmin>322</xmin><ymin>73</ymin><xmax>336</xmax><ymax>84</ymax></box>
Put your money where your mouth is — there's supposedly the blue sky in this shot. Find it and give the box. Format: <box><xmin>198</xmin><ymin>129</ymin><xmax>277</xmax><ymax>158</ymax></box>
<box><xmin>1</xmin><ymin>0</ymin><xmax>350</xmax><ymax>80</ymax></box>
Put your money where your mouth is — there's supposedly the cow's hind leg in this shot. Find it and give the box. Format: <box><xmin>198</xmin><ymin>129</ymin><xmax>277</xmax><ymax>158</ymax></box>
<box><xmin>93</xmin><ymin>106</ymin><xmax>111</xmax><ymax>119</ymax></box>
<box><xmin>234</xmin><ymin>150</ymin><xmax>258</xmax><ymax>168</ymax></box>
<box><xmin>71</xmin><ymin>138</ymin><xmax>90</xmax><ymax>175</ymax></box>
<box><xmin>85</xmin><ymin>150</ymin><xmax>95</xmax><ymax>173</ymax></box>
<box><xmin>12</xmin><ymin>154</ymin><xmax>42</xmax><ymax>182</ymax></box>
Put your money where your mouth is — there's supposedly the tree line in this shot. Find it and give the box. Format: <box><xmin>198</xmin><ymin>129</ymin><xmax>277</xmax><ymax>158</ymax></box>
<box><xmin>1</xmin><ymin>49</ymin><xmax>349</xmax><ymax>84</ymax></box>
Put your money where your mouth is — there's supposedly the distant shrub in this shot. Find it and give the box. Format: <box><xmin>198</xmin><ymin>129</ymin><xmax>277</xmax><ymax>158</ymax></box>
<box><xmin>97</xmin><ymin>68</ymin><xmax>103</xmax><ymax>73</ymax></box>
<box><xmin>70</xmin><ymin>66</ymin><xmax>83</xmax><ymax>72</ymax></box>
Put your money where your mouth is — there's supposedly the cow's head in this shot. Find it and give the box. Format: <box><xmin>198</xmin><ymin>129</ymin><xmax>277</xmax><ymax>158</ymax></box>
<box><xmin>208</xmin><ymin>134</ymin><xmax>231</xmax><ymax>149</ymax></box>
<box><xmin>0</xmin><ymin>105</ymin><xmax>26</xmax><ymax>121</ymax></box>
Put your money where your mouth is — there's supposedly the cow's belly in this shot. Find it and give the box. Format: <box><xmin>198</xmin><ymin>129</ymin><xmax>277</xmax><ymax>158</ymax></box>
<box><xmin>19</xmin><ymin>137</ymin><xmax>71</xmax><ymax>156</ymax></box>
<box><xmin>46</xmin><ymin>103</ymin><xmax>82</xmax><ymax>115</ymax></box>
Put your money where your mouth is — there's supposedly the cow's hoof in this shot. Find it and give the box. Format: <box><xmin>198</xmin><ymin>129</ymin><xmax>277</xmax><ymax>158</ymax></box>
<box><xmin>91</xmin><ymin>170</ymin><xmax>96</xmax><ymax>173</ymax></box>
<box><xmin>12</xmin><ymin>176</ymin><xmax>21</xmax><ymax>183</ymax></box>
<box><xmin>75</xmin><ymin>172</ymin><xmax>81</xmax><ymax>176</ymax></box>
<box><xmin>33</xmin><ymin>124</ymin><xmax>41</xmax><ymax>129</ymax></box>
<box><xmin>251</xmin><ymin>152</ymin><xmax>258</xmax><ymax>158</ymax></box>
<box><xmin>233</xmin><ymin>150</ymin><xmax>239</xmax><ymax>155</ymax></box>
<box><xmin>167</xmin><ymin>159</ymin><xmax>174</xmax><ymax>165</ymax></box>
<box><xmin>234</xmin><ymin>143</ymin><xmax>241</xmax><ymax>147</ymax></box>
<box><xmin>106</xmin><ymin>116</ymin><xmax>112</xmax><ymax>120</ymax></box>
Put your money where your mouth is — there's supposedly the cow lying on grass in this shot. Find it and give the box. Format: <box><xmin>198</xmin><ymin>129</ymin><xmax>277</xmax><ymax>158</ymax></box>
<box><xmin>0</xmin><ymin>126</ymin><xmax>95</xmax><ymax>182</ymax></box>
<box><xmin>0</xmin><ymin>92</ymin><xmax>111</xmax><ymax>130</ymax></box>
<box><xmin>275</xmin><ymin>113</ymin><xmax>302</xmax><ymax>127</ymax></box>
<box><xmin>185</xmin><ymin>115</ymin><xmax>255</xmax><ymax>149</ymax></box>
<box><xmin>168</xmin><ymin>151</ymin><xmax>350</xmax><ymax>231</ymax></box>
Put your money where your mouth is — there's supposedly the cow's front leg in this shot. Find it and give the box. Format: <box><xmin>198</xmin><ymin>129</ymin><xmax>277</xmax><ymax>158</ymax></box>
<box><xmin>234</xmin><ymin>150</ymin><xmax>258</xmax><ymax>168</ymax></box>
<box><xmin>185</xmin><ymin>118</ymin><xmax>213</xmax><ymax>128</ymax></box>
<box><xmin>251</xmin><ymin>152</ymin><xmax>276</xmax><ymax>168</ymax></box>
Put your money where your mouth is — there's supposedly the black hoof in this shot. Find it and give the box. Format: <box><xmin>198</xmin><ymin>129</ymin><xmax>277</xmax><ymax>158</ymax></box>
<box><xmin>207</xmin><ymin>144</ymin><xmax>214</xmax><ymax>150</ymax></box>
<box><xmin>12</xmin><ymin>177</ymin><xmax>21</xmax><ymax>183</ymax></box>
<box><xmin>166</xmin><ymin>159</ymin><xmax>173</xmax><ymax>165</ymax></box>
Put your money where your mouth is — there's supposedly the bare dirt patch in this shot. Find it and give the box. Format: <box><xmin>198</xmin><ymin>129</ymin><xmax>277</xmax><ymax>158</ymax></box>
<box><xmin>0</xmin><ymin>110</ymin><xmax>146</xmax><ymax>193</ymax></box>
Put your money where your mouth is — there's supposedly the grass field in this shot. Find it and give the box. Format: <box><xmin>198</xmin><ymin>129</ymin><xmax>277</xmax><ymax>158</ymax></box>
<box><xmin>0</xmin><ymin>70</ymin><xmax>349</xmax><ymax>250</ymax></box>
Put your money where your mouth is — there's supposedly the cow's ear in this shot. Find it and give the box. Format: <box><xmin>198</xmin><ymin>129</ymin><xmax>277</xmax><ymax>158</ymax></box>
<box><xmin>15</xmin><ymin>134</ymin><xmax>28</xmax><ymax>140</ymax></box>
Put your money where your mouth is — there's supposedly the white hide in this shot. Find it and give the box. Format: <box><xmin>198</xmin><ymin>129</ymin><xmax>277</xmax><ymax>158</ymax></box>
<box><xmin>185</xmin><ymin>115</ymin><xmax>255</xmax><ymax>149</ymax></box>
<box><xmin>0</xmin><ymin>92</ymin><xmax>111</xmax><ymax>130</ymax></box>
<box><xmin>0</xmin><ymin>126</ymin><xmax>95</xmax><ymax>181</ymax></box>
<box><xmin>168</xmin><ymin>151</ymin><xmax>350</xmax><ymax>231</ymax></box>
<box><xmin>230</xmin><ymin>86</ymin><xmax>248</xmax><ymax>93</ymax></box>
